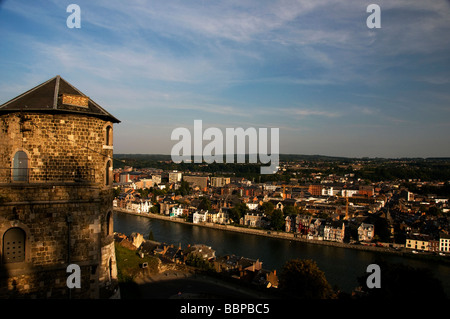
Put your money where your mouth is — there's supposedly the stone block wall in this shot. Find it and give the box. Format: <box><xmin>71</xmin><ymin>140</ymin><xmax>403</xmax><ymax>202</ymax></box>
<box><xmin>0</xmin><ymin>112</ymin><xmax>118</xmax><ymax>298</ymax></box>
<box><xmin>0</xmin><ymin>112</ymin><xmax>114</xmax><ymax>185</ymax></box>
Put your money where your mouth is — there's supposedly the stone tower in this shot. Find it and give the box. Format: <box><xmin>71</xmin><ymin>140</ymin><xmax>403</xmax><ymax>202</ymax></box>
<box><xmin>0</xmin><ymin>75</ymin><xmax>121</xmax><ymax>298</ymax></box>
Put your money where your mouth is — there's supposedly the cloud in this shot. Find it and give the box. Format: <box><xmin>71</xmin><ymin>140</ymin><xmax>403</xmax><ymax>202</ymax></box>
<box><xmin>280</xmin><ymin>107</ymin><xmax>341</xmax><ymax>119</ymax></box>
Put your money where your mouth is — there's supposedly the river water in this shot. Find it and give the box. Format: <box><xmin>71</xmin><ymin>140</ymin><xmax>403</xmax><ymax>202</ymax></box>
<box><xmin>113</xmin><ymin>211</ymin><xmax>450</xmax><ymax>295</ymax></box>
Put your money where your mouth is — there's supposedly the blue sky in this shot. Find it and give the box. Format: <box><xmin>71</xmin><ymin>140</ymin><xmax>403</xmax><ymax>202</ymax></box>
<box><xmin>1</xmin><ymin>0</ymin><xmax>449</xmax><ymax>158</ymax></box>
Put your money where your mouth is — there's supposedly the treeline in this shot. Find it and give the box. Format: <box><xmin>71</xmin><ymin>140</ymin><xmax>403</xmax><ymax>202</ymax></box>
<box><xmin>354</xmin><ymin>162</ymin><xmax>450</xmax><ymax>182</ymax></box>
<box><xmin>401</xmin><ymin>181</ymin><xmax>450</xmax><ymax>198</ymax></box>
<box><xmin>113</xmin><ymin>154</ymin><xmax>450</xmax><ymax>183</ymax></box>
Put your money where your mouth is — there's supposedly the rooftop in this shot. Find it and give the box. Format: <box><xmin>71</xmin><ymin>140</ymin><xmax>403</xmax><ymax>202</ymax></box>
<box><xmin>0</xmin><ymin>75</ymin><xmax>120</xmax><ymax>123</ymax></box>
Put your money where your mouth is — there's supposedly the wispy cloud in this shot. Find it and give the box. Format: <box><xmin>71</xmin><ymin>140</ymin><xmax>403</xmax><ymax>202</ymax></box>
<box><xmin>279</xmin><ymin>107</ymin><xmax>341</xmax><ymax>119</ymax></box>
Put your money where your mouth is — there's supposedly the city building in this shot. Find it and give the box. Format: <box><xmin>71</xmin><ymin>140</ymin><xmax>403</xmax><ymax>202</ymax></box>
<box><xmin>169</xmin><ymin>171</ymin><xmax>182</xmax><ymax>183</ymax></box>
<box><xmin>193</xmin><ymin>210</ymin><xmax>208</xmax><ymax>224</ymax></box>
<box><xmin>440</xmin><ymin>234</ymin><xmax>450</xmax><ymax>253</ymax></box>
<box><xmin>210</xmin><ymin>176</ymin><xmax>231</xmax><ymax>188</ymax></box>
<box><xmin>183</xmin><ymin>175</ymin><xmax>208</xmax><ymax>190</ymax></box>
<box><xmin>406</xmin><ymin>234</ymin><xmax>431</xmax><ymax>251</ymax></box>
<box><xmin>152</xmin><ymin>174</ymin><xmax>162</xmax><ymax>185</ymax></box>
<box><xmin>134</xmin><ymin>178</ymin><xmax>153</xmax><ymax>189</ymax></box>
<box><xmin>241</xmin><ymin>212</ymin><xmax>265</xmax><ymax>228</ymax></box>
<box><xmin>323</xmin><ymin>220</ymin><xmax>345</xmax><ymax>242</ymax></box>
<box><xmin>308</xmin><ymin>184</ymin><xmax>323</xmax><ymax>196</ymax></box>
<box><xmin>170</xmin><ymin>206</ymin><xmax>185</xmax><ymax>217</ymax></box>
<box><xmin>358</xmin><ymin>223</ymin><xmax>375</xmax><ymax>242</ymax></box>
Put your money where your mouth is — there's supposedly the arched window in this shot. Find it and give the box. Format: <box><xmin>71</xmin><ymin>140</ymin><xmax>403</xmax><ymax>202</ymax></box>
<box><xmin>105</xmin><ymin>160</ymin><xmax>112</xmax><ymax>186</ymax></box>
<box><xmin>12</xmin><ymin>151</ymin><xmax>28</xmax><ymax>182</ymax></box>
<box><xmin>106</xmin><ymin>211</ymin><xmax>113</xmax><ymax>236</ymax></box>
<box><xmin>105</xmin><ymin>125</ymin><xmax>113</xmax><ymax>146</ymax></box>
<box><xmin>109</xmin><ymin>258</ymin><xmax>113</xmax><ymax>281</ymax></box>
<box><xmin>3</xmin><ymin>227</ymin><xmax>26</xmax><ymax>263</ymax></box>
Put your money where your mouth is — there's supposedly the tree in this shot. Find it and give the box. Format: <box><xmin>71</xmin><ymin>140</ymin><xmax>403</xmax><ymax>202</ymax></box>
<box><xmin>150</xmin><ymin>203</ymin><xmax>160</xmax><ymax>214</ymax></box>
<box><xmin>176</xmin><ymin>180</ymin><xmax>191</xmax><ymax>196</ymax></box>
<box><xmin>138</xmin><ymin>187</ymin><xmax>150</xmax><ymax>199</ymax></box>
<box><xmin>283</xmin><ymin>205</ymin><xmax>300</xmax><ymax>216</ymax></box>
<box><xmin>113</xmin><ymin>187</ymin><xmax>122</xmax><ymax>198</ymax></box>
<box><xmin>198</xmin><ymin>197</ymin><xmax>212</xmax><ymax>211</ymax></box>
<box><xmin>373</xmin><ymin>217</ymin><xmax>391</xmax><ymax>242</ymax></box>
<box><xmin>261</xmin><ymin>201</ymin><xmax>275</xmax><ymax>215</ymax></box>
<box><xmin>185</xmin><ymin>252</ymin><xmax>213</xmax><ymax>271</ymax></box>
<box><xmin>279</xmin><ymin>259</ymin><xmax>335</xmax><ymax>299</ymax></box>
<box><xmin>229</xmin><ymin>202</ymin><xmax>248</xmax><ymax>224</ymax></box>
<box><xmin>270</xmin><ymin>209</ymin><xmax>285</xmax><ymax>231</ymax></box>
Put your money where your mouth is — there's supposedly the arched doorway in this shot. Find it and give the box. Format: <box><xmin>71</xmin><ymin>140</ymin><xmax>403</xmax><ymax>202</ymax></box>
<box><xmin>3</xmin><ymin>227</ymin><xmax>26</xmax><ymax>263</ymax></box>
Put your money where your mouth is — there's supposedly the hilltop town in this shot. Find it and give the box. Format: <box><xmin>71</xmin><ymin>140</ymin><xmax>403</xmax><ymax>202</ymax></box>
<box><xmin>112</xmin><ymin>156</ymin><xmax>450</xmax><ymax>255</ymax></box>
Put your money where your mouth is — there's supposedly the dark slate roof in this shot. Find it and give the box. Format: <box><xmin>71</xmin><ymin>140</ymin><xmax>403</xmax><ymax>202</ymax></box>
<box><xmin>0</xmin><ymin>75</ymin><xmax>120</xmax><ymax>123</ymax></box>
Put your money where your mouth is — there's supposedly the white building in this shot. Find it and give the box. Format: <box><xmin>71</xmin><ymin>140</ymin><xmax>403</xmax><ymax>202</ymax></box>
<box><xmin>341</xmin><ymin>189</ymin><xmax>359</xmax><ymax>197</ymax></box>
<box><xmin>169</xmin><ymin>171</ymin><xmax>182</xmax><ymax>183</ymax></box>
<box><xmin>264</xmin><ymin>184</ymin><xmax>278</xmax><ymax>191</ymax></box>
<box><xmin>170</xmin><ymin>206</ymin><xmax>184</xmax><ymax>217</ymax></box>
<box><xmin>440</xmin><ymin>234</ymin><xmax>450</xmax><ymax>253</ymax></box>
<box><xmin>322</xmin><ymin>186</ymin><xmax>334</xmax><ymax>196</ymax></box>
<box><xmin>210</xmin><ymin>177</ymin><xmax>231</xmax><ymax>187</ymax></box>
<box><xmin>323</xmin><ymin>221</ymin><xmax>345</xmax><ymax>242</ymax></box>
<box><xmin>128</xmin><ymin>200</ymin><xmax>152</xmax><ymax>214</ymax></box>
<box><xmin>140</xmin><ymin>200</ymin><xmax>152</xmax><ymax>213</ymax></box>
<box><xmin>358</xmin><ymin>223</ymin><xmax>374</xmax><ymax>242</ymax></box>
<box><xmin>246</xmin><ymin>201</ymin><xmax>259</xmax><ymax>210</ymax></box>
<box><xmin>193</xmin><ymin>210</ymin><xmax>208</xmax><ymax>224</ymax></box>
<box><xmin>152</xmin><ymin>174</ymin><xmax>162</xmax><ymax>185</ymax></box>
<box><xmin>218</xmin><ymin>207</ymin><xmax>231</xmax><ymax>225</ymax></box>
<box><xmin>206</xmin><ymin>211</ymin><xmax>220</xmax><ymax>224</ymax></box>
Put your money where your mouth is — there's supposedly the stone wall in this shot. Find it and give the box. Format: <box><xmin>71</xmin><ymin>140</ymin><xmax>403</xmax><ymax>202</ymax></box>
<box><xmin>0</xmin><ymin>112</ymin><xmax>114</xmax><ymax>184</ymax></box>
<box><xmin>0</xmin><ymin>112</ymin><xmax>118</xmax><ymax>298</ymax></box>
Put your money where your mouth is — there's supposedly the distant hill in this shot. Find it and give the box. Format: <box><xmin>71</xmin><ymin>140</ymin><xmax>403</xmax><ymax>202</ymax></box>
<box><xmin>113</xmin><ymin>153</ymin><xmax>450</xmax><ymax>162</ymax></box>
<box><xmin>111</xmin><ymin>154</ymin><xmax>450</xmax><ymax>182</ymax></box>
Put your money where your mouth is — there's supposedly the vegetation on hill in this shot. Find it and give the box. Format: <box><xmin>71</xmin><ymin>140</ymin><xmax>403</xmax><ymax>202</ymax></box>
<box><xmin>113</xmin><ymin>154</ymin><xmax>450</xmax><ymax>184</ymax></box>
<box><xmin>114</xmin><ymin>242</ymin><xmax>159</xmax><ymax>298</ymax></box>
<box><xmin>278</xmin><ymin>259</ymin><xmax>336</xmax><ymax>299</ymax></box>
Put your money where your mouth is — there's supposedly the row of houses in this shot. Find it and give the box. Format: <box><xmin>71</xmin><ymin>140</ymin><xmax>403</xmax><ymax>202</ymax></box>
<box><xmin>113</xmin><ymin>197</ymin><xmax>153</xmax><ymax>213</ymax></box>
<box><xmin>405</xmin><ymin>233</ymin><xmax>450</xmax><ymax>253</ymax></box>
<box><xmin>192</xmin><ymin>209</ymin><xmax>231</xmax><ymax>225</ymax></box>
<box><xmin>113</xmin><ymin>190</ymin><xmax>449</xmax><ymax>254</ymax></box>
<box><xmin>285</xmin><ymin>214</ymin><xmax>374</xmax><ymax>243</ymax></box>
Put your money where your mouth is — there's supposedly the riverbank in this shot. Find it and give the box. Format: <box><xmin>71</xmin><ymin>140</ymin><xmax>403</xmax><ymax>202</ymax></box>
<box><xmin>113</xmin><ymin>209</ymin><xmax>450</xmax><ymax>265</ymax></box>
<box><xmin>114</xmin><ymin>208</ymin><xmax>400</xmax><ymax>255</ymax></box>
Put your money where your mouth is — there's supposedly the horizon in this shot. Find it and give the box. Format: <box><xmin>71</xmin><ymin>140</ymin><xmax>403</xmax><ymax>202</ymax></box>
<box><xmin>113</xmin><ymin>153</ymin><xmax>450</xmax><ymax>160</ymax></box>
<box><xmin>1</xmin><ymin>1</ymin><xmax>450</xmax><ymax>158</ymax></box>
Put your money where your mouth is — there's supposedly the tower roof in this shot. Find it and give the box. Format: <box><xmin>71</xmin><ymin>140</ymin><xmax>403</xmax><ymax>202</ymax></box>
<box><xmin>0</xmin><ymin>75</ymin><xmax>120</xmax><ymax>123</ymax></box>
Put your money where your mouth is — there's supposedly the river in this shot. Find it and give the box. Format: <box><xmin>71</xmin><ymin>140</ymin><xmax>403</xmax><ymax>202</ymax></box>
<box><xmin>113</xmin><ymin>211</ymin><xmax>450</xmax><ymax>295</ymax></box>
